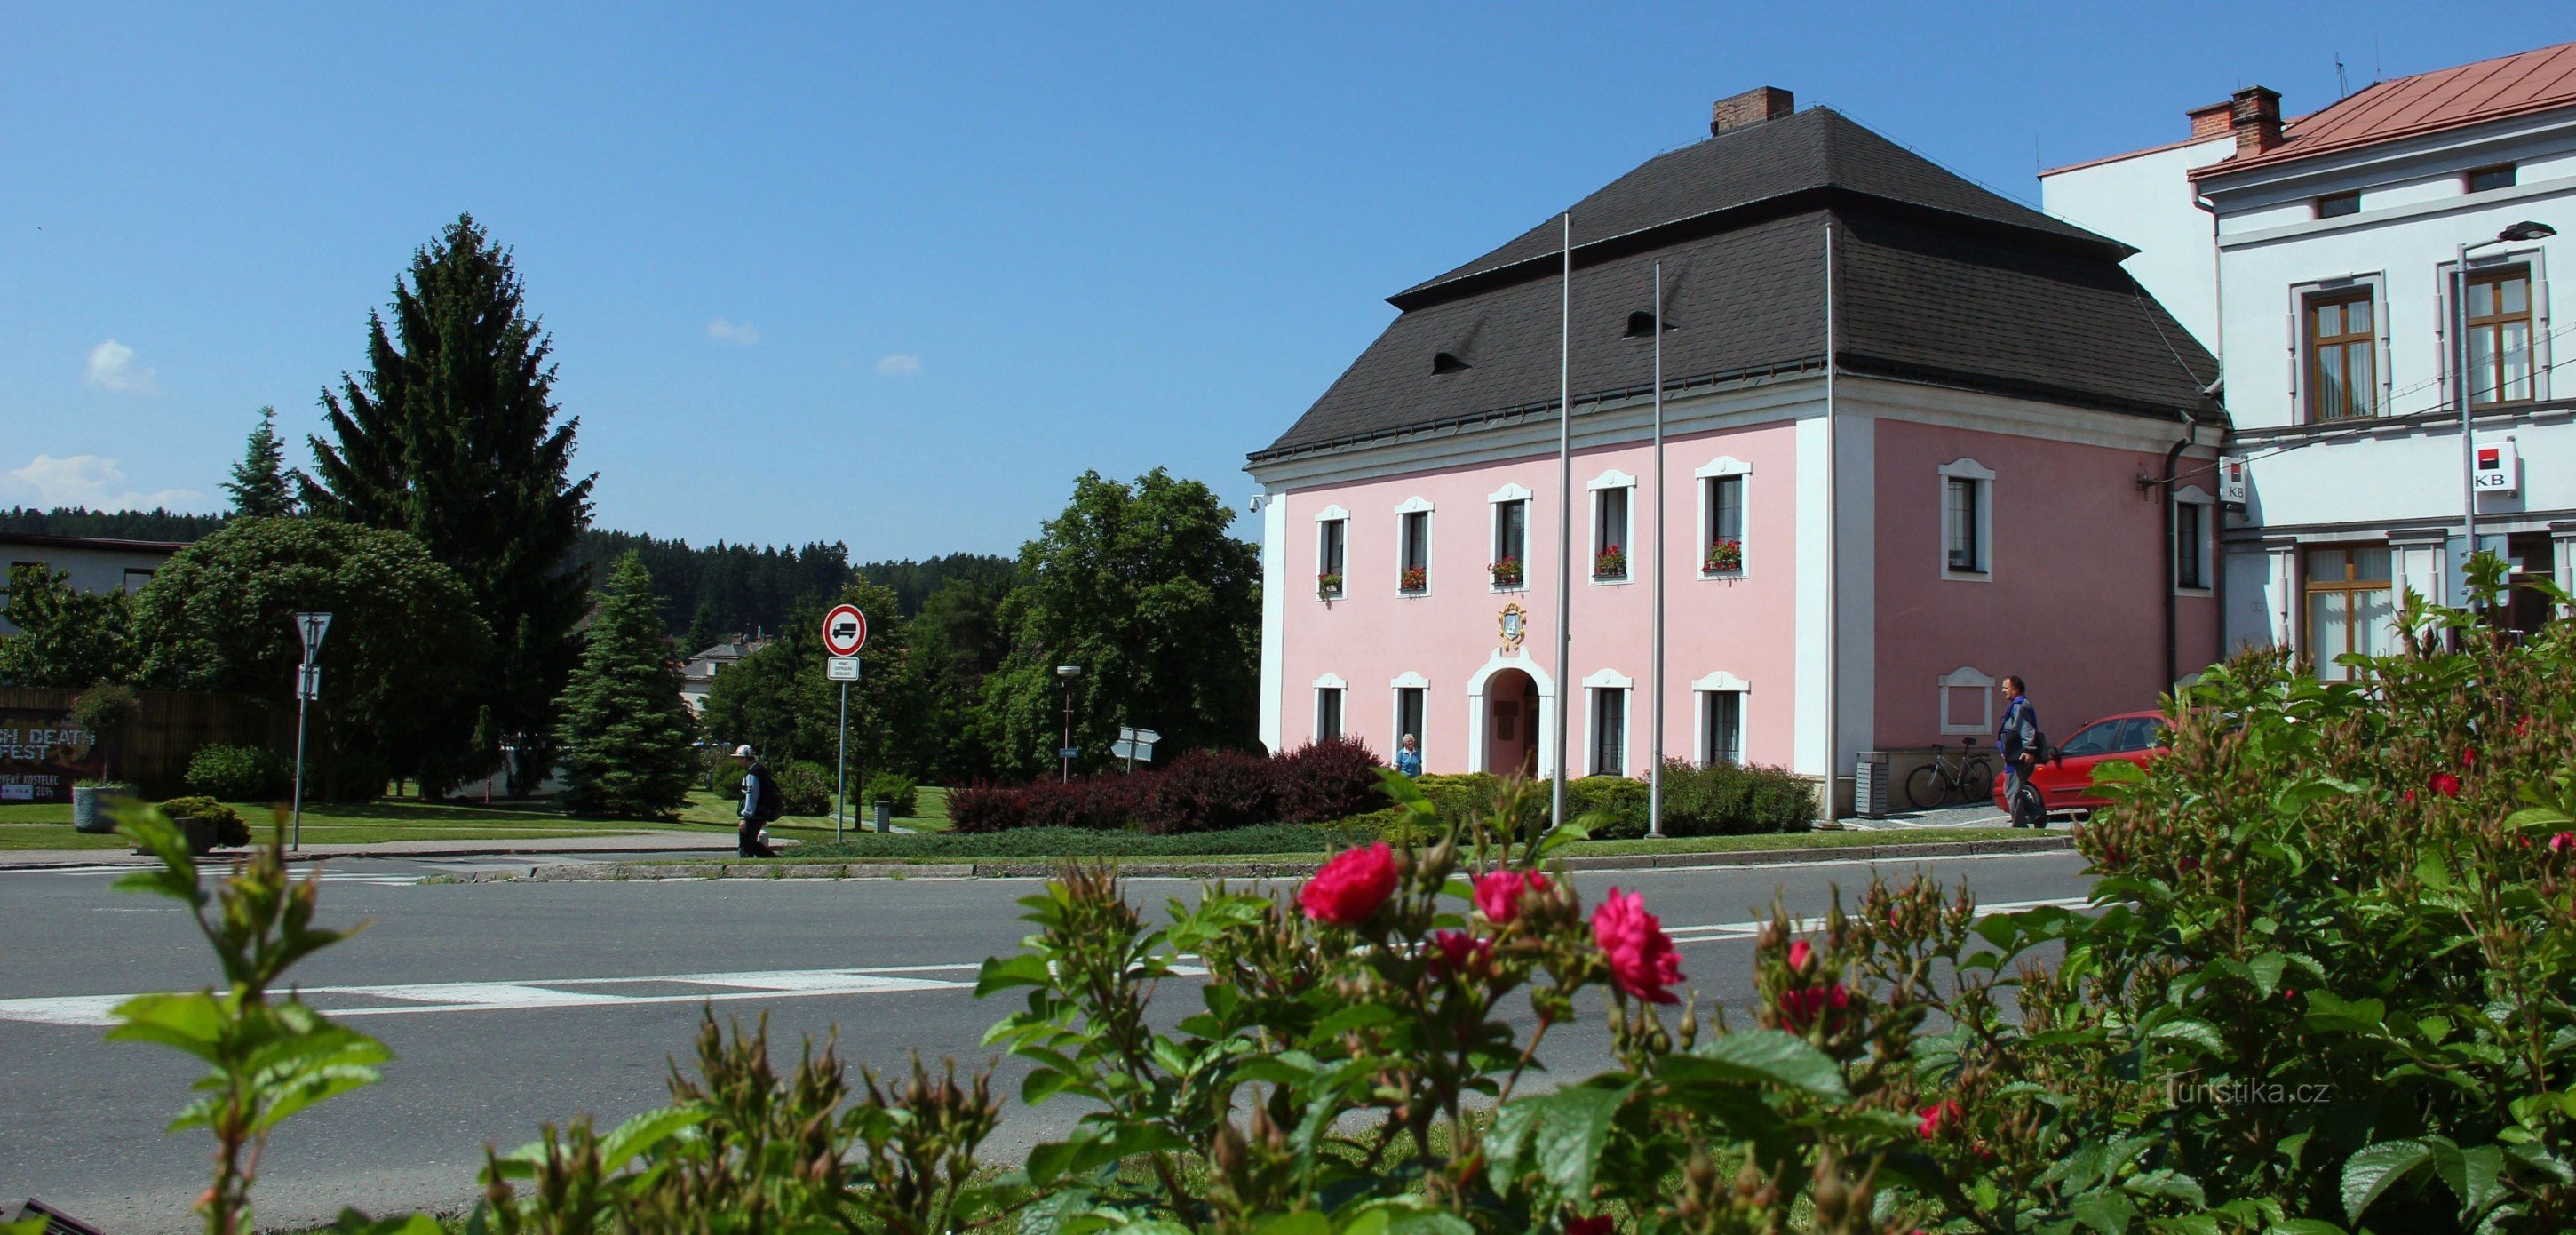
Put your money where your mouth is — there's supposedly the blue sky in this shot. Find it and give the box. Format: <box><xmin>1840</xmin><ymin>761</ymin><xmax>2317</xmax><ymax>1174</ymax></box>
<box><xmin>3</xmin><ymin>4</ymin><xmax>2558</xmax><ymax>559</ymax></box>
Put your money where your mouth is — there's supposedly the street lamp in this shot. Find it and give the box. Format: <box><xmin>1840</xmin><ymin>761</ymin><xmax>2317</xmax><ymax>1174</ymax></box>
<box><xmin>1056</xmin><ymin>665</ymin><xmax>1083</xmax><ymax>783</ymax></box>
<box><xmin>2455</xmin><ymin>220</ymin><xmax>2557</xmax><ymax>602</ymax></box>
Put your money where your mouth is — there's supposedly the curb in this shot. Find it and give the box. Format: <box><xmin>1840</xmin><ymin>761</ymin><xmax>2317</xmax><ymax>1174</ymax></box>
<box><xmin>471</xmin><ymin>833</ymin><xmax>2076</xmax><ymax>883</ymax></box>
<box><xmin>0</xmin><ymin>841</ymin><xmax>742</xmax><ymax>872</ymax></box>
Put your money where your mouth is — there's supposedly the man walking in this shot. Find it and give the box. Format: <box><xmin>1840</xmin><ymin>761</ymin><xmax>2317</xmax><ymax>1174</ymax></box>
<box><xmin>731</xmin><ymin>744</ymin><xmax>779</xmax><ymax>857</ymax></box>
<box><xmin>1996</xmin><ymin>676</ymin><xmax>2044</xmax><ymax>828</ymax></box>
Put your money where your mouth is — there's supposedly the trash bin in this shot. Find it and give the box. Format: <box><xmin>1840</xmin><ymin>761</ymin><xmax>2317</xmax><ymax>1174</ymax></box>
<box><xmin>871</xmin><ymin>800</ymin><xmax>893</xmax><ymax>833</ymax></box>
<box><xmin>1854</xmin><ymin>751</ymin><xmax>1890</xmax><ymax>820</ymax></box>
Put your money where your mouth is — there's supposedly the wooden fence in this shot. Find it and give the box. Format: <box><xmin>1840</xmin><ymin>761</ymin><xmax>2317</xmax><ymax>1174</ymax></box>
<box><xmin>0</xmin><ymin>687</ymin><xmax>285</xmax><ymax>799</ymax></box>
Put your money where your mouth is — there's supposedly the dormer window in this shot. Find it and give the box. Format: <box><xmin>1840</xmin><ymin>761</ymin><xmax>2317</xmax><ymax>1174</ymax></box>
<box><xmin>1432</xmin><ymin>352</ymin><xmax>1469</xmax><ymax>375</ymax></box>
<box><xmin>2466</xmin><ymin>164</ymin><xmax>2516</xmax><ymax>193</ymax></box>
<box><xmin>1623</xmin><ymin>310</ymin><xmax>1665</xmax><ymax>338</ymax></box>
<box><xmin>2315</xmin><ymin>191</ymin><xmax>2360</xmax><ymax>219</ymax></box>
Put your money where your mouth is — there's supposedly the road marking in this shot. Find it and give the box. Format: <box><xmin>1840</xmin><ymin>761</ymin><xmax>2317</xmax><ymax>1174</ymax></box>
<box><xmin>0</xmin><ymin>965</ymin><xmax>982</xmax><ymax>1027</ymax></box>
<box><xmin>1659</xmin><ymin>895</ymin><xmax>2094</xmax><ymax>944</ymax></box>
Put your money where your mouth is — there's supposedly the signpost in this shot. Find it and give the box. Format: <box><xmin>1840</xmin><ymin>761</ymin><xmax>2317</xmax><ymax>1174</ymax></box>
<box><xmin>290</xmin><ymin>612</ymin><xmax>332</xmax><ymax>851</ymax></box>
<box><xmin>1114</xmin><ymin>726</ymin><xmax>1160</xmax><ymax>772</ymax></box>
<box><xmin>822</xmin><ymin>605</ymin><xmax>868</xmax><ymax>840</ymax></box>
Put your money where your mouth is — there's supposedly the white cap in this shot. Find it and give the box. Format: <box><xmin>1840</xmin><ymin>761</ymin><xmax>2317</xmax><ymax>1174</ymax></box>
<box><xmin>732</xmin><ymin>744</ymin><xmax>755</xmax><ymax>758</ymax></box>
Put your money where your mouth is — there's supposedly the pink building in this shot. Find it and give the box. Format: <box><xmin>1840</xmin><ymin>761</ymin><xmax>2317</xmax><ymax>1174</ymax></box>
<box><xmin>1246</xmin><ymin>89</ymin><xmax>2227</xmax><ymax>812</ymax></box>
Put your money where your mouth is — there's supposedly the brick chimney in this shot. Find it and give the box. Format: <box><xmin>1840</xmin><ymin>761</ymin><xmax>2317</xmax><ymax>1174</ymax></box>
<box><xmin>2186</xmin><ymin>100</ymin><xmax>2233</xmax><ymax>141</ymax></box>
<box><xmin>1712</xmin><ymin>86</ymin><xmax>1794</xmax><ymax>135</ymax></box>
<box><xmin>2229</xmin><ymin>85</ymin><xmax>2283</xmax><ymax>155</ymax></box>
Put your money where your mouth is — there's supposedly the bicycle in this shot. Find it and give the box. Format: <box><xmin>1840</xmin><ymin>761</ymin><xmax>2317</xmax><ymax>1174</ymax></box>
<box><xmin>1905</xmin><ymin>738</ymin><xmax>1995</xmax><ymax>810</ymax></box>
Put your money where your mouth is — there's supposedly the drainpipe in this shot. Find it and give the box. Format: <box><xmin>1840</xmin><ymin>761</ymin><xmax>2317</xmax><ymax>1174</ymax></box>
<box><xmin>2160</xmin><ymin>437</ymin><xmax>2190</xmax><ymax>692</ymax></box>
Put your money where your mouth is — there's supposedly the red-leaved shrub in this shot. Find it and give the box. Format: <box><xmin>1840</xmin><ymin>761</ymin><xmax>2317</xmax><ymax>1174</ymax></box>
<box><xmin>1270</xmin><ymin>737</ymin><xmax>1386</xmax><ymax>824</ymax></box>
<box><xmin>946</xmin><ymin>775</ymin><xmax>1147</xmax><ymax>833</ymax></box>
<box><xmin>1137</xmin><ymin>749</ymin><xmax>1276</xmax><ymax>834</ymax></box>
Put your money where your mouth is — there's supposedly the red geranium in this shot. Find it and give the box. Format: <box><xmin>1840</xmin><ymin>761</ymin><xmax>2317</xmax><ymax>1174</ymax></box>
<box><xmin>1473</xmin><ymin>870</ymin><xmax>1550</xmax><ymax>924</ymax></box>
<box><xmin>1591</xmin><ymin>888</ymin><xmax>1683</xmax><ymax>1004</ymax></box>
<box><xmin>2429</xmin><ymin>771</ymin><xmax>2463</xmax><ymax>799</ymax></box>
<box><xmin>1300</xmin><ymin>842</ymin><xmax>1398</xmax><ymax>926</ymax></box>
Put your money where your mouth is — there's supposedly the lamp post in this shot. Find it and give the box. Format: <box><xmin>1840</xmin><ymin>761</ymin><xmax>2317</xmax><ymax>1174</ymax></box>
<box><xmin>1056</xmin><ymin>665</ymin><xmax>1083</xmax><ymax>783</ymax></box>
<box><xmin>2455</xmin><ymin>220</ymin><xmax>2557</xmax><ymax>603</ymax></box>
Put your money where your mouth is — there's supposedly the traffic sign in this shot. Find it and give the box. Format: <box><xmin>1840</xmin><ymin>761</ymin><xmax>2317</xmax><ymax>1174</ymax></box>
<box><xmin>1111</xmin><ymin>740</ymin><xmax>1155</xmax><ymax>763</ymax></box>
<box><xmin>297</xmin><ymin>665</ymin><xmax>322</xmax><ymax>700</ymax></box>
<box><xmin>1118</xmin><ymin>726</ymin><xmax>1161</xmax><ymax>745</ymax></box>
<box><xmin>1059</xmin><ymin>746</ymin><xmax>1079</xmax><ymax>760</ymax></box>
<box><xmin>296</xmin><ymin>611</ymin><xmax>334</xmax><ymax>656</ymax></box>
<box><xmin>822</xmin><ymin>604</ymin><xmax>868</xmax><ymax>657</ymax></box>
<box><xmin>827</xmin><ymin>656</ymin><xmax>861</xmax><ymax>681</ymax></box>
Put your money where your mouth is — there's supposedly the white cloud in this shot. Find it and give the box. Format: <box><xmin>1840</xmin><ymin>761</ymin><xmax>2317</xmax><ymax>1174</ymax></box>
<box><xmin>84</xmin><ymin>339</ymin><xmax>160</xmax><ymax>394</ymax></box>
<box><xmin>706</xmin><ymin>317</ymin><xmax>760</xmax><ymax>346</ymax></box>
<box><xmin>0</xmin><ymin>454</ymin><xmax>202</xmax><ymax>512</ymax></box>
<box><xmin>875</xmin><ymin>354</ymin><xmax>923</xmax><ymax>377</ymax></box>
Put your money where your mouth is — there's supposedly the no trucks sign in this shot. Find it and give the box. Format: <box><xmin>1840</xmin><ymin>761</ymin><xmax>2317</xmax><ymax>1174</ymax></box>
<box><xmin>823</xmin><ymin>604</ymin><xmax>868</xmax><ymax>657</ymax></box>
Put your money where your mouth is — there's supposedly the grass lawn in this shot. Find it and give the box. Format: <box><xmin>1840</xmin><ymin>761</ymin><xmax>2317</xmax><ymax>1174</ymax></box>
<box><xmin>736</xmin><ymin>823</ymin><xmax>2044</xmax><ymax>864</ymax></box>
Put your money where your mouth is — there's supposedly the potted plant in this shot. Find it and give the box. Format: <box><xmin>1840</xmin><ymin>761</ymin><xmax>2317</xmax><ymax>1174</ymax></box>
<box><xmin>1594</xmin><ymin>544</ymin><xmax>1627</xmax><ymax>580</ymax></box>
<box><xmin>151</xmin><ymin>796</ymin><xmax>252</xmax><ymax>856</ymax></box>
<box><xmin>1489</xmin><ymin>555</ymin><xmax>1523</xmax><ymax>587</ymax></box>
<box><xmin>1705</xmin><ymin>538</ymin><xmax>1744</xmax><ymax>574</ymax></box>
<box><xmin>69</xmin><ymin>681</ymin><xmax>141</xmax><ymax>833</ymax></box>
<box><xmin>1399</xmin><ymin>565</ymin><xmax>1427</xmax><ymax>594</ymax></box>
<box><xmin>1316</xmin><ymin>571</ymin><xmax>1345</xmax><ymax>599</ymax></box>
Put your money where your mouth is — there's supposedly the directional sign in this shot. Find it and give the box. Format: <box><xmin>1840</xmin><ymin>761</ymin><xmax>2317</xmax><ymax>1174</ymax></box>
<box><xmin>1058</xmin><ymin>746</ymin><xmax>1080</xmax><ymax>760</ymax></box>
<box><xmin>827</xmin><ymin>656</ymin><xmax>862</xmax><ymax>681</ymax></box>
<box><xmin>822</xmin><ymin>604</ymin><xmax>869</xmax><ymax>657</ymax></box>
<box><xmin>1118</xmin><ymin>727</ymin><xmax>1162</xmax><ymax>745</ymax></box>
<box><xmin>298</xmin><ymin>665</ymin><xmax>322</xmax><ymax>700</ymax></box>
<box><xmin>295</xmin><ymin>611</ymin><xmax>334</xmax><ymax>656</ymax></box>
<box><xmin>1110</xmin><ymin>740</ymin><xmax>1155</xmax><ymax>763</ymax></box>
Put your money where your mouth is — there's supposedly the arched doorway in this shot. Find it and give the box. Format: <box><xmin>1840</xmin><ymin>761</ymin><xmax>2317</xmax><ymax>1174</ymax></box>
<box><xmin>1483</xmin><ymin>667</ymin><xmax>1540</xmax><ymax>777</ymax></box>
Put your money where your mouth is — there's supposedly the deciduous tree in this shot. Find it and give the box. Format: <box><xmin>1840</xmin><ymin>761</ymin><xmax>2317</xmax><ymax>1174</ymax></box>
<box><xmin>553</xmin><ymin>553</ymin><xmax>697</xmax><ymax>819</ymax></box>
<box><xmin>0</xmin><ymin>564</ymin><xmax>136</xmax><ymax>688</ymax></box>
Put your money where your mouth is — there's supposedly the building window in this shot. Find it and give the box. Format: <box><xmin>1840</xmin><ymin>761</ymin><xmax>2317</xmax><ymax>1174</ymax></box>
<box><xmin>2315</xmin><ymin>191</ymin><xmax>2360</xmax><ymax>219</ymax></box>
<box><xmin>1398</xmin><ymin>510</ymin><xmax>1431</xmax><ymax>593</ymax></box>
<box><xmin>2466</xmin><ymin>164</ymin><xmax>2516</xmax><ymax>193</ymax></box>
<box><xmin>1590</xmin><ymin>686</ymin><xmax>1626</xmax><ymax>776</ymax></box>
<box><xmin>1938</xmin><ymin>665</ymin><xmax>1994</xmax><ymax>736</ymax></box>
<box><xmin>1944</xmin><ymin>476</ymin><xmax>1986</xmax><ymax>574</ymax></box>
<box><xmin>2174</xmin><ymin>501</ymin><xmax>2210</xmax><ymax>590</ymax></box>
<box><xmin>2303</xmin><ymin>546</ymin><xmax>2393</xmax><ymax>681</ymax></box>
<box><xmin>122</xmin><ymin>568</ymin><xmax>155</xmax><ymax>594</ymax></box>
<box><xmin>2467</xmin><ymin>267</ymin><xmax>2534</xmax><ymax>407</ymax></box>
<box><xmin>1701</xmin><ymin>690</ymin><xmax>1743</xmax><ymax>765</ymax></box>
<box><xmin>1395</xmin><ymin>686</ymin><xmax>1426</xmax><ymax>755</ymax></box>
<box><xmin>1316</xmin><ymin>517</ymin><xmax>1347</xmax><ymax>598</ymax></box>
<box><xmin>1593</xmin><ymin>486</ymin><xmax>1630</xmax><ymax>579</ymax></box>
<box><xmin>1704</xmin><ymin>474</ymin><xmax>1745</xmax><ymax>574</ymax></box>
<box><xmin>2304</xmin><ymin>290</ymin><xmax>2378</xmax><ymax>421</ymax></box>
<box><xmin>1491</xmin><ymin>498</ymin><xmax>1527</xmax><ymax>588</ymax></box>
<box><xmin>1316</xmin><ymin>687</ymin><xmax>1345</xmax><ymax>741</ymax></box>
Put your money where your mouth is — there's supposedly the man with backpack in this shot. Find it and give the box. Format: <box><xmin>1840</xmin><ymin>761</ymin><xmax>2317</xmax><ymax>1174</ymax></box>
<box><xmin>1996</xmin><ymin>676</ymin><xmax>2047</xmax><ymax>829</ymax></box>
<box><xmin>731</xmin><ymin>744</ymin><xmax>780</xmax><ymax>857</ymax></box>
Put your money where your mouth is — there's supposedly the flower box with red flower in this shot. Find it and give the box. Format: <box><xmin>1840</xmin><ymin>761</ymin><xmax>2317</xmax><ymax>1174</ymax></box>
<box><xmin>1316</xmin><ymin>571</ymin><xmax>1344</xmax><ymax>599</ymax></box>
<box><xmin>1593</xmin><ymin>545</ymin><xmax>1627</xmax><ymax>580</ymax></box>
<box><xmin>1489</xmin><ymin>555</ymin><xmax>1523</xmax><ymax>588</ymax></box>
<box><xmin>1704</xmin><ymin>538</ymin><xmax>1743</xmax><ymax>574</ymax></box>
<box><xmin>1399</xmin><ymin>565</ymin><xmax>1427</xmax><ymax>594</ymax></box>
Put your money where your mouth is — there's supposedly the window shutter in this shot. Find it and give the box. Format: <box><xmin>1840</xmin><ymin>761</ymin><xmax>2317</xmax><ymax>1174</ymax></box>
<box><xmin>2534</xmin><ymin>270</ymin><xmax>2554</xmax><ymax>402</ymax></box>
<box><xmin>2286</xmin><ymin>300</ymin><xmax>2301</xmax><ymax>415</ymax></box>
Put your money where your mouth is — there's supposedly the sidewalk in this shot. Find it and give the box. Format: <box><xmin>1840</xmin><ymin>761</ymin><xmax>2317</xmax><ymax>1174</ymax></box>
<box><xmin>0</xmin><ymin>831</ymin><xmax>740</xmax><ymax>871</ymax></box>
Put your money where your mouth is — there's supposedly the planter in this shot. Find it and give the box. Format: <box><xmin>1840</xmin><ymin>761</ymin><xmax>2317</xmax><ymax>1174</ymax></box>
<box><xmin>71</xmin><ymin>785</ymin><xmax>132</xmax><ymax>833</ymax></box>
<box><xmin>171</xmin><ymin>815</ymin><xmax>223</xmax><ymax>856</ymax></box>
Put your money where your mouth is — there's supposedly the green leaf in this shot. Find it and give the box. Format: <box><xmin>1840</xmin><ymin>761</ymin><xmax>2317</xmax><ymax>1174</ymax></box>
<box><xmin>1677</xmin><ymin>1030</ymin><xmax>1852</xmax><ymax>1098</ymax></box>
<box><xmin>2146</xmin><ymin>1016</ymin><xmax>2224</xmax><ymax>1055</ymax></box>
<box><xmin>1252</xmin><ymin>1214</ymin><xmax>1332</xmax><ymax>1235</ymax></box>
<box><xmin>103</xmin><ymin>992</ymin><xmax>227</xmax><ymax>1063</ymax></box>
<box><xmin>2438</xmin><ymin>1143</ymin><xmax>2505</xmax><ymax>1222</ymax></box>
<box><xmin>975</xmin><ymin>952</ymin><xmax>1055</xmax><ymax>996</ymax></box>
<box><xmin>2342</xmin><ymin>1138</ymin><xmax>2437</xmax><ymax>1222</ymax></box>
<box><xmin>2247</xmin><ymin>952</ymin><xmax>2289</xmax><ymax>999</ymax></box>
<box><xmin>596</xmin><ymin>1103</ymin><xmax>708</xmax><ymax>1167</ymax></box>
<box><xmin>329</xmin><ymin>1211</ymin><xmax>448</xmax><ymax>1234</ymax></box>
<box><xmin>1493</xmin><ymin>1080</ymin><xmax>1630</xmax><ymax>1204</ymax></box>
<box><xmin>2071</xmin><ymin>1188</ymin><xmax>2141</xmax><ymax>1233</ymax></box>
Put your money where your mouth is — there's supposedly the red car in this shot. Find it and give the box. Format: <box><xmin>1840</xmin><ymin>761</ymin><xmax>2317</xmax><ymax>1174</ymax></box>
<box><xmin>1992</xmin><ymin>710</ymin><xmax>2169</xmax><ymax>817</ymax></box>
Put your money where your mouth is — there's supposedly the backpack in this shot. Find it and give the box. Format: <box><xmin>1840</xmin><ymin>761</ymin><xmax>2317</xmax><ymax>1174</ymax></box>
<box><xmin>747</xmin><ymin>766</ymin><xmax>785</xmax><ymax>824</ymax></box>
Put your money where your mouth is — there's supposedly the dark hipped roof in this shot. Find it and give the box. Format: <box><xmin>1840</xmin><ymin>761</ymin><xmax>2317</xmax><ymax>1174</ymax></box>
<box><xmin>1254</xmin><ymin>108</ymin><xmax>2216</xmax><ymax>464</ymax></box>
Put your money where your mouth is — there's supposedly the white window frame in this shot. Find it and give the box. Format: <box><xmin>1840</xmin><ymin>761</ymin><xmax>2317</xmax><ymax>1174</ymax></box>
<box><xmin>1390</xmin><ymin>671</ymin><xmax>1428</xmax><ymax>760</ymax></box>
<box><xmin>1937</xmin><ymin>665</ymin><xmax>1994</xmax><ymax>737</ymax></box>
<box><xmin>1582</xmin><ymin>666</ymin><xmax>1634</xmax><ymax>777</ymax></box>
<box><xmin>2174</xmin><ymin>485</ymin><xmax>2214</xmax><ymax>594</ymax></box>
<box><xmin>1690</xmin><ymin>670</ymin><xmax>1750</xmax><ymax>766</ymax></box>
<box><xmin>1314</xmin><ymin>504</ymin><xmax>1350</xmax><ymax>602</ymax></box>
<box><xmin>1313</xmin><ymin>672</ymin><xmax>1348</xmax><ymax>743</ymax></box>
<box><xmin>1938</xmin><ymin>458</ymin><xmax>1995</xmax><ymax>582</ymax></box>
<box><xmin>1587</xmin><ymin>470</ymin><xmax>1636</xmax><ymax>585</ymax></box>
<box><xmin>1487</xmin><ymin>482</ymin><xmax>1531</xmax><ymax>593</ymax></box>
<box><xmin>1695</xmin><ymin>457</ymin><xmax>1751</xmax><ymax>578</ymax></box>
<box><xmin>1395</xmin><ymin>496</ymin><xmax>1435</xmax><ymax>597</ymax></box>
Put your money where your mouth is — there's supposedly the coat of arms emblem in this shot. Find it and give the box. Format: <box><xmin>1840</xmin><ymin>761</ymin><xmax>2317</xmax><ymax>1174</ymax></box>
<box><xmin>1498</xmin><ymin>602</ymin><xmax>1528</xmax><ymax>653</ymax></box>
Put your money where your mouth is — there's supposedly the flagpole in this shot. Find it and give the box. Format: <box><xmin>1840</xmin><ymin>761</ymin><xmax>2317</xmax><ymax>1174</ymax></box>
<box><xmin>1552</xmin><ymin>211</ymin><xmax>1572</xmax><ymax>830</ymax></box>
<box><xmin>1649</xmin><ymin>260</ymin><xmax>1666</xmax><ymax>839</ymax></box>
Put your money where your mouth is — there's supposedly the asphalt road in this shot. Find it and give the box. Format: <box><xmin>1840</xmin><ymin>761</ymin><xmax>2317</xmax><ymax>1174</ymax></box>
<box><xmin>0</xmin><ymin>849</ymin><xmax>2093</xmax><ymax>1232</ymax></box>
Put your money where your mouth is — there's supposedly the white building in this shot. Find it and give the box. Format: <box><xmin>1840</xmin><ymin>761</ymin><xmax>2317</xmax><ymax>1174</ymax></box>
<box><xmin>0</xmin><ymin>532</ymin><xmax>185</xmax><ymax>635</ymax></box>
<box><xmin>680</xmin><ymin>638</ymin><xmax>768</xmax><ymax>716</ymax></box>
<box><xmin>2044</xmin><ymin>43</ymin><xmax>2576</xmax><ymax>672</ymax></box>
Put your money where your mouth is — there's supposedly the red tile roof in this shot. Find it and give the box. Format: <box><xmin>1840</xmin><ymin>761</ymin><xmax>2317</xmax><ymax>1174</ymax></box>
<box><xmin>2198</xmin><ymin>41</ymin><xmax>2576</xmax><ymax>178</ymax></box>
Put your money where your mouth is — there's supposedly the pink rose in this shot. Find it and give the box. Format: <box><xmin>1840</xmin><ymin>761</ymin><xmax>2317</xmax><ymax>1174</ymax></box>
<box><xmin>2550</xmin><ymin>832</ymin><xmax>2573</xmax><ymax>855</ymax></box>
<box><xmin>1777</xmin><ymin>983</ymin><xmax>1849</xmax><ymax>1033</ymax></box>
<box><xmin>1430</xmin><ymin>928</ymin><xmax>1493</xmax><ymax>976</ymax></box>
<box><xmin>2461</xmin><ymin>747</ymin><xmax>2478</xmax><ymax>769</ymax></box>
<box><xmin>1787</xmin><ymin>938</ymin><xmax>1816</xmax><ymax>974</ymax></box>
<box><xmin>2429</xmin><ymin>771</ymin><xmax>2462</xmax><ymax>799</ymax></box>
<box><xmin>1591</xmin><ymin>888</ymin><xmax>1683</xmax><ymax>1004</ymax></box>
<box><xmin>1300</xmin><ymin>842</ymin><xmax>1398</xmax><ymax>926</ymax></box>
<box><xmin>1917</xmin><ymin>1099</ymin><xmax>1961</xmax><ymax>1140</ymax></box>
<box><xmin>1472</xmin><ymin>869</ymin><xmax>1551</xmax><ymax>924</ymax></box>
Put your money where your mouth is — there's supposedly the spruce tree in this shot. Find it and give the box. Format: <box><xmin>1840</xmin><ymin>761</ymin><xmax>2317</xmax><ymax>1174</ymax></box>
<box><xmin>304</xmin><ymin>214</ymin><xmax>596</xmax><ymax>791</ymax></box>
<box><xmin>223</xmin><ymin>406</ymin><xmax>296</xmax><ymax>518</ymax></box>
<box><xmin>553</xmin><ymin>553</ymin><xmax>696</xmax><ymax>818</ymax></box>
